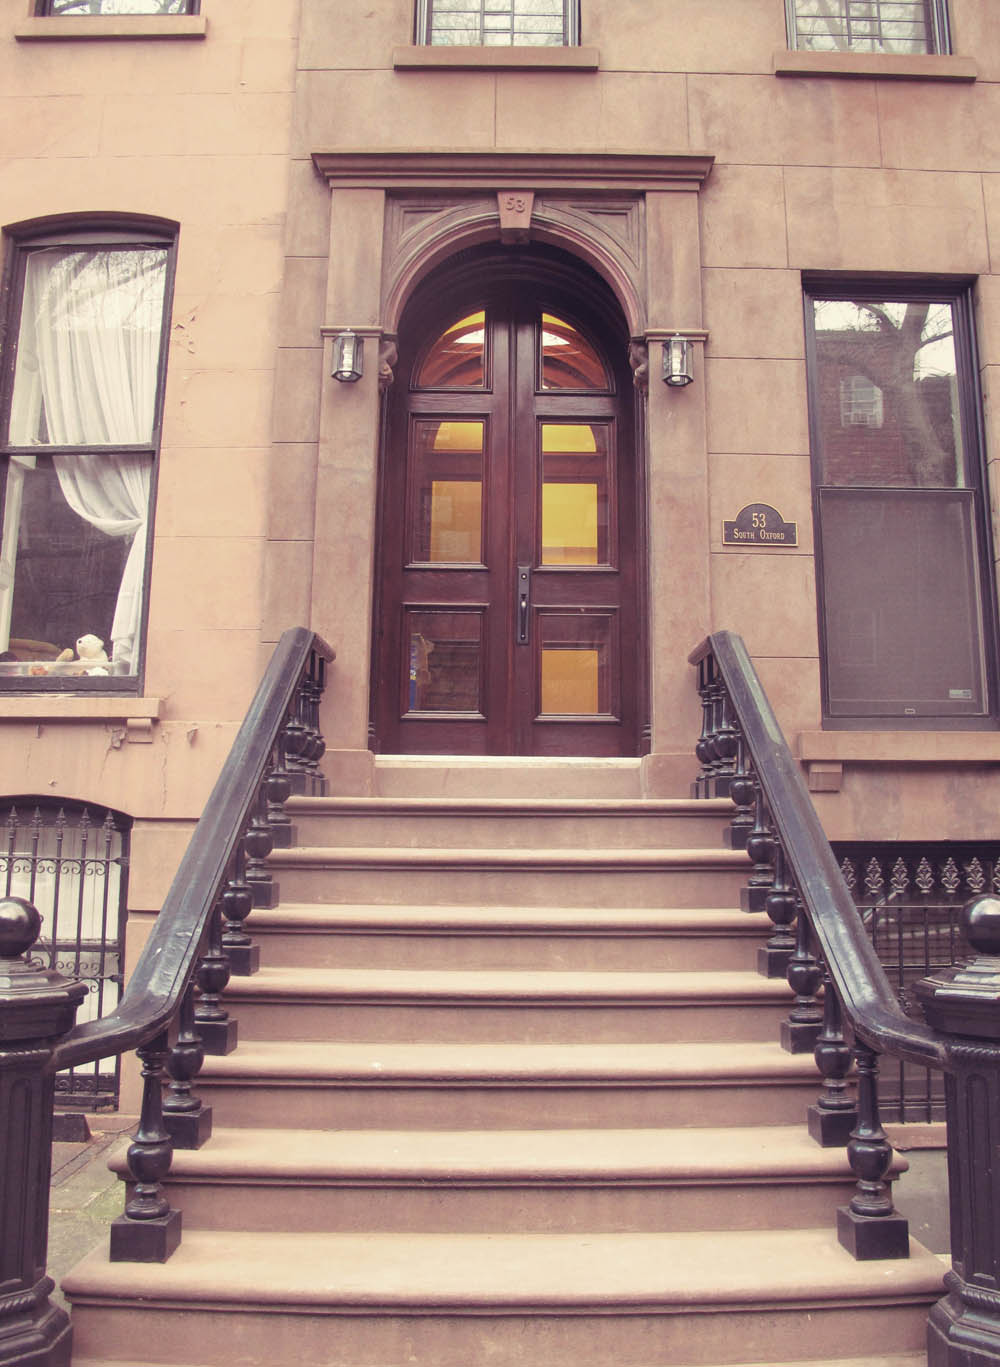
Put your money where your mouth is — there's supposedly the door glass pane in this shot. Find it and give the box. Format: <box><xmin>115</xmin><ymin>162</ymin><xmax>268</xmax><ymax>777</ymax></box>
<box><xmin>409</xmin><ymin>420</ymin><xmax>484</xmax><ymax>563</ymax></box>
<box><xmin>820</xmin><ymin>489</ymin><xmax>986</xmax><ymax>716</ymax></box>
<box><xmin>538</xmin><ymin>611</ymin><xmax>613</xmax><ymax>716</ymax></box>
<box><xmin>540</xmin><ymin>314</ymin><xmax>609</xmax><ymax>390</ymax></box>
<box><xmin>811</xmin><ymin>300</ymin><xmax>964</xmax><ymax>488</ymax></box>
<box><xmin>405</xmin><ymin>609</ymin><xmax>483</xmax><ymax>713</ymax></box>
<box><xmin>416</xmin><ymin>312</ymin><xmax>486</xmax><ymax>388</ymax></box>
<box><xmin>541</xmin><ymin>423</ymin><xmax>610</xmax><ymax>565</ymax></box>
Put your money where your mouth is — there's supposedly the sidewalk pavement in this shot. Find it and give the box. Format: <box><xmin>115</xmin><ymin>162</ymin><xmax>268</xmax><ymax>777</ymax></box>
<box><xmin>48</xmin><ymin>1114</ymin><xmax>135</xmax><ymax>1311</ymax></box>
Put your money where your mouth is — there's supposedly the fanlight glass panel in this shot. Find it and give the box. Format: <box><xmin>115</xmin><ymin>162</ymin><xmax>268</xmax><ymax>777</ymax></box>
<box><xmin>417</xmin><ymin>312</ymin><xmax>486</xmax><ymax>388</ymax></box>
<box><xmin>540</xmin><ymin>314</ymin><xmax>609</xmax><ymax>390</ymax></box>
<box><xmin>409</xmin><ymin>420</ymin><xmax>484</xmax><ymax>564</ymax></box>
<box><xmin>405</xmin><ymin>609</ymin><xmax>483</xmax><ymax>713</ymax></box>
<box><xmin>540</xmin><ymin>423</ymin><xmax>610</xmax><ymax>565</ymax></box>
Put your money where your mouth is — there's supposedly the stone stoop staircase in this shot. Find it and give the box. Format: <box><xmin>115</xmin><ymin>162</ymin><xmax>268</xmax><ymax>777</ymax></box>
<box><xmin>64</xmin><ymin>757</ymin><xmax>946</xmax><ymax>1367</ymax></box>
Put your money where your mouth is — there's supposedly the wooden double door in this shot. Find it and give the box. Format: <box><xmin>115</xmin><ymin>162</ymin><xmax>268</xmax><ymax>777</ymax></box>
<box><xmin>373</xmin><ymin>273</ymin><xmax>643</xmax><ymax>756</ymax></box>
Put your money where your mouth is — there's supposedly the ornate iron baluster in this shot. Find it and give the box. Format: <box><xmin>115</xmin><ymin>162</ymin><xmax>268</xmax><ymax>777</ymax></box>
<box><xmin>110</xmin><ymin>1028</ymin><xmax>182</xmax><ymax>1262</ymax></box>
<box><xmin>725</xmin><ymin>726</ymin><xmax>755</xmax><ymax>851</ymax></box>
<box><xmin>836</xmin><ymin>1042</ymin><xmax>909</xmax><ymax>1259</ymax></box>
<box><xmin>741</xmin><ymin>778</ymin><xmax>774</xmax><ymax>915</ymax></box>
<box><xmin>194</xmin><ymin>899</ymin><xmax>237</xmax><ymax>1055</ymax></box>
<box><xmin>808</xmin><ymin>963</ymin><xmax>858</xmax><ymax>1147</ymax></box>
<box><xmin>781</xmin><ymin>896</ymin><xmax>824</xmax><ymax>1053</ymax></box>
<box><xmin>221</xmin><ymin>847</ymin><xmax>259</xmax><ymax>976</ymax></box>
<box><xmin>163</xmin><ymin>978</ymin><xmax>212</xmax><ymax>1149</ymax></box>
<box><xmin>266</xmin><ymin>727</ymin><xmax>295</xmax><ymax>850</ymax></box>
<box><xmin>244</xmin><ymin>786</ymin><xmax>278</xmax><ymax>910</ymax></box>
<box><xmin>692</xmin><ymin>654</ymin><xmax>714</xmax><ymax>798</ymax></box>
<box><xmin>758</xmin><ymin>842</ymin><xmax>797</xmax><ymax>978</ymax></box>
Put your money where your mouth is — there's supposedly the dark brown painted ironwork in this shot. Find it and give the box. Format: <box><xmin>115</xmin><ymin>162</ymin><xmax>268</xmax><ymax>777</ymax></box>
<box><xmin>0</xmin><ymin>801</ymin><xmax>128</xmax><ymax>1110</ymax></box>
<box><xmin>110</xmin><ymin>1028</ymin><xmax>181</xmax><ymax>1263</ymax></box>
<box><xmin>163</xmin><ymin>979</ymin><xmax>211</xmax><ymax>1150</ymax></box>
<box><xmin>689</xmin><ymin>631</ymin><xmax>946</xmax><ymax>1264</ymax></box>
<box><xmin>838</xmin><ymin>1042</ymin><xmax>910</xmax><ymax>1259</ymax></box>
<box><xmin>781</xmin><ymin>899</ymin><xmax>824</xmax><ymax>1053</ymax></box>
<box><xmin>808</xmin><ymin>965</ymin><xmax>859</xmax><ymax>1147</ymax></box>
<box><xmin>917</xmin><ymin>897</ymin><xmax>1000</xmax><ymax>1366</ymax></box>
<box><xmin>0</xmin><ymin>894</ymin><xmax>84</xmax><ymax>1367</ymax></box>
<box><xmin>741</xmin><ymin>780</ymin><xmax>775</xmax><ymax>915</ymax></box>
<box><xmin>38</xmin><ymin>627</ymin><xmax>333</xmax><ymax>1268</ymax></box>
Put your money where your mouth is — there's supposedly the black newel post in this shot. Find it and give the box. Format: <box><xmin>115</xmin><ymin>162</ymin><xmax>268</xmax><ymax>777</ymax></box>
<box><xmin>916</xmin><ymin>895</ymin><xmax>1000</xmax><ymax>1367</ymax></box>
<box><xmin>0</xmin><ymin>896</ymin><xmax>86</xmax><ymax>1367</ymax></box>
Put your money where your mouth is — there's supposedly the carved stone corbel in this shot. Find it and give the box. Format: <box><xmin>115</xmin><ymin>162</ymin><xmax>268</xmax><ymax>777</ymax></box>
<box><xmin>497</xmin><ymin>191</ymin><xmax>535</xmax><ymax>245</ymax></box>
<box><xmin>628</xmin><ymin>340</ymin><xmax>649</xmax><ymax>395</ymax></box>
<box><xmin>378</xmin><ymin>337</ymin><xmax>399</xmax><ymax>393</ymax></box>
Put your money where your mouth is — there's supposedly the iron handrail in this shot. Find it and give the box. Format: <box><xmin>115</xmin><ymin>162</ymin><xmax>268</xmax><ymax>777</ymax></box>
<box><xmin>690</xmin><ymin>630</ymin><xmax>949</xmax><ymax>1072</ymax></box>
<box><xmin>51</xmin><ymin>627</ymin><xmax>334</xmax><ymax>1072</ymax></box>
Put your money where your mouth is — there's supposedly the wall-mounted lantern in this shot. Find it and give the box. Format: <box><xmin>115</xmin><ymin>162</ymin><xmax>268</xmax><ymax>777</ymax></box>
<box><xmin>662</xmin><ymin>335</ymin><xmax>694</xmax><ymax>387</ymax></box>
<box><xmin>332</xmin><ymin>330</ymin><xmax>364</xmax><ymax>383</ymax></box>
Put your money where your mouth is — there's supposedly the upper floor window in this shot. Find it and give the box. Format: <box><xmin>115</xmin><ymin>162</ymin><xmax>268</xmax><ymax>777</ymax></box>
<box><xmin>0</xmin><ymin>221</ymin><xmax>175</xmax><ymax>689</ymax></box>
<box><xmin>418</xmin><ymin>0</ymin><xmax>579</xmax><ymax>46</ymax></box>
<box><xmin>36</xmin><ymin>1</ymin><xmax>196</xmax><ymax>14</ymax></box>
<box><xmin>787</xmin><ymin>0</ymin><xmax>950</xmax><ymax>54</ymax></box>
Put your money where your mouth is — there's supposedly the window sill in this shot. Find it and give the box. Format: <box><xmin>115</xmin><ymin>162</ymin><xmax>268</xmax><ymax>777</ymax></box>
<box><xmin>774</xmin><ymin>49</ymin><xmax>977</xmax><ymax>81</ymax></box>
<box><xmin>0</xmin><ymin>696</ymin><xmax>162</xmax><ymax>722</ymax></box>
<box><xmin>14</xmin><ymin>15</ymin><xmax>207</xmax><ymax>41</ymax></box>
<box><xmin>798</xmin><ymin>729</ymin><xmax>1000</xmax><ymax>791</ymax></box>
<box><xmin>393</xmin><ymin>45</ymin><xmax>599</xmax><ymax>70</ymax></box>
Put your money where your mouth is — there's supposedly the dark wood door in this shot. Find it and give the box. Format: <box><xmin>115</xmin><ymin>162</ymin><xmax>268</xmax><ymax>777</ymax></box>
<box><xmin>374</xmin><ymin>282</ymin><xmax>641</xmax><ymax>756</ymax></box>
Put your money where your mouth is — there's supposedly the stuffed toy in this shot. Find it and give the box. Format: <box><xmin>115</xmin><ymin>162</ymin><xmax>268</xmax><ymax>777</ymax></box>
<box><xmin>55</xmin><ymin>634</ymin><xmax>110</xmax><ymax>676</ymax></box>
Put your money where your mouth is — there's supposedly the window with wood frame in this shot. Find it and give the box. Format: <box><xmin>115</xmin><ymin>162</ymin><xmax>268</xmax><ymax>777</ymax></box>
<box><xmin>804</xmin><ymin>283</ymin><xmax>997</xmax><ymax>726</ymax></box>
<box><xmin>417</xmin><ymin>0</ymin><xmax>579</xmax><ymax>46</ymax></box>
<box><xmin>0</xmin><ymin>220</ymin><xmax>176</xmax><ymax>689</ymax></box>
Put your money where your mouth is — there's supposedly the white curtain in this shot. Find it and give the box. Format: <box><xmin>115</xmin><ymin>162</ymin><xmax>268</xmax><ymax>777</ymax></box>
<box><xmin>8</xmin><ymin>248</ymin><xmax>166</xmax><ymax>670</ymax></box>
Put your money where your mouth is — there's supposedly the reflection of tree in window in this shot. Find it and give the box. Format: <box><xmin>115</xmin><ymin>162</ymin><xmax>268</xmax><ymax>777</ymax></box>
<box><xmin>813</xmin><ymin>300</ymin><xmax>962</xmax><ymax>489</ymax></box>
<box><xmin>790</xmin><ymin>0</ymin><xmax>936</xmax><ymax>54</ymax></box>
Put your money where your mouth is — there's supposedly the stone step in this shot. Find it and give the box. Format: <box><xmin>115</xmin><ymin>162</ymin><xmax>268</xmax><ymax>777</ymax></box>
<box><xmin>64</xmin><ymin>1227</ymin><xmax>946</xmax><ymax>1367</ymax></box>
<box><xmin>267</xmin><ymin>845</ymin><xmax>751</xmax><ymax>908</ymax></box>
<box><xmin>246</xmin><ymin>903</ymin><xmax>770</xmax><ymax>972</ymax></box>
<box><xmin>374</xmin><ymin>756</ymin><xmax>645</xmax><ymax>798</ymax></box>
<box><xmin>221</xmin><ymin>966</ymin><xmax>793</xmax><ymax>1044</ymax></box>
<box><xmin>284</xmin><ymin>795</ymin><xmax>734</xmax><ymax>849</ymax></box>
<box><xmin>197</xmin><ymin>1039</ymin><xmax>822</xmax><ymax>1130</ymax></box>
<box><xmin>126</xmin><ymin>1124</ymin><xmax>872</xmax><ymax>1234</ymax></box>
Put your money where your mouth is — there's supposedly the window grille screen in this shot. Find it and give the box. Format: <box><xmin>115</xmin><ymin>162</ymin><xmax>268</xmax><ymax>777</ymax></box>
<box><xmin>789</xmin><ymin>0</ymin><xmax>937</xmax><ymax>53</ymax></box>
<box><xmin>41</xmin><ymin>1</ymin><xmax>192</xmax><ymax>13</ymax></box>
<box><xmin>425</xmin><ymin>0</ymin><xmax>572</xmax><ymax>45</ymax></box>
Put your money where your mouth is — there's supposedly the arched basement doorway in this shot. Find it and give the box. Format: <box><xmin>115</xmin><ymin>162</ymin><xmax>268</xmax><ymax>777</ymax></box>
<box><xmin>372</xmin><ymin>245</ymin><xmax>647</xmax><ymax>757</ymax></box>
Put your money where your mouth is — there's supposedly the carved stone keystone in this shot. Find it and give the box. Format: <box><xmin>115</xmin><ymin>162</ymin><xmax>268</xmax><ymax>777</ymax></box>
<box><xmin>497</xmin><ymin>191</ymin><xmax>534</xmax><ymax>244</ymax></box>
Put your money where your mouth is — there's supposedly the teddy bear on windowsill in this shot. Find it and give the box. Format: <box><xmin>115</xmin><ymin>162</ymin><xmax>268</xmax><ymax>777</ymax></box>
<box><xmin>54</xmin><ymin>634</ymin><xmax>111</xmax><ymax>676</ymax></box>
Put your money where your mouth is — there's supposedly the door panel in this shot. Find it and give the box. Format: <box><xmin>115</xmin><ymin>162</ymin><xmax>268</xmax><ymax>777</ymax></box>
<box><xmin>375</xmin><ymin>283</ymin><xmax>640</xmax><ymax>756</ymax></box>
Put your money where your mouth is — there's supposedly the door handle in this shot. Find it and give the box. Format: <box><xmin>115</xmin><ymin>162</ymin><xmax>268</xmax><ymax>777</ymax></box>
<box><xmin>516</xmin><ymin>564</ymin><xmax>531</xmax><ymax>644</ymax></box>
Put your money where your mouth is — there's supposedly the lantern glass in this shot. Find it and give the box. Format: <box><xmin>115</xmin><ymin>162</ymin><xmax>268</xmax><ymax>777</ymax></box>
<box><xmin>663</xmin><ymin>336</ymin><xmax>693</xmax><ymax>387</ymax></box>
<box><xmin>333</xmin><ymin>331</ymin><xmax>364</xmax><ymax>383</ymax></box>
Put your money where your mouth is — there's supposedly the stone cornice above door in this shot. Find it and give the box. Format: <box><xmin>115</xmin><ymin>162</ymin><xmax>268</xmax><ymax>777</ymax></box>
<box><xmin>310</xmin><ymin>151</ymin><xmax>715</xmax><ymax>194</ymax></box>
<box><xmin>311</xmin><ymin>151</ymin><xmax>713</xmax><ymax>341</ymax></box>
